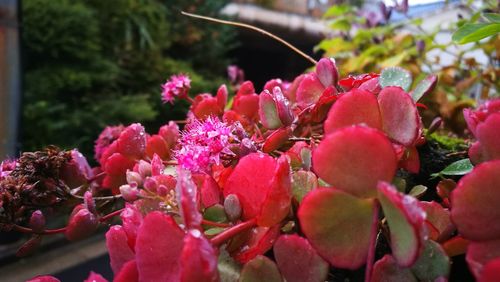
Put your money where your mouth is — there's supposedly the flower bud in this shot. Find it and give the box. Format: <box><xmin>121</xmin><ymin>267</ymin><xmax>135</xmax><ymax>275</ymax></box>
<box><xmin>316</xmin><ymin>58</ymin><xmax>339</xmax><ymax>87</ymax></box>
<box><xmin>119</xmin><ymin>184</ymin><xmax>139</xmax><ymax>202</ymax></box>
<box><xmin>126</xmin><ymin>170</ymin><xmax>143</xmax><ymax>186</ymax></box>
<box><xmin>83</xmin><ymin>191</ymin><xmax>96</xmax><ymax>214</ymax></box>
<box><xmin>143</xmin><ymin>177</ymin><xmax>158</xmax><ymax>192</ymax></box>
<box><xmin>138</xmin><ymin>160</ymin><xmax>152</xmax><ymax>178</ymax></box>
<box><xmin>65</xmin><ymin>208</ymin><xmax>99</xmax><ymax>241</ymax></box>
<box><xmin>224</xmin><ymin>194</ymin><xmax>242</xmax><ymax>222</ymax></box>
<box><xmin>29</xmin><ymin>210</ymin><xmax>46</xmax><ymax>233</ymax></box>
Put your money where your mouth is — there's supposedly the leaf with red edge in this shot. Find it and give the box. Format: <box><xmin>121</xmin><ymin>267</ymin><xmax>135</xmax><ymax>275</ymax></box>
<box><xmin>180</xmin><ymin>230</ymin><xmax>219</xmax><ymax>282</ymax></box>
<box><xmin>237</xmin><ymin>81</ymin><xmax>255</xmax><ymax>96</ymax></box>
<box><xmin>262</xmin><ymin>127</ymin><xmax>292</xmax><ymax>153</ymax></box>
<box><xmin>358</xmin><ymin>77</ymin><xmax>381</xmax><ymax>94</ymax></box>
<box><xmin>135</xmin><ymin>212</ymin><xmax>185</xmax><ymax>282</ymax></box>
<box><xmin>117</xmin><ymin>123</ymin><xmax>146</xmax><ymax>159</ymax></box>
<box><xmin>312</xmin><ymin>126</ymin><xmax>397</xmax><ymax>198</ymax></box>
<box><xmin>150</xmin><ymin>153</ymin><xmax>164</xmax><ymax>176</ymax></box>
<box><xmin>466</xmin><ymin>238</ymin><xmax>500</xmax><ymax>279</ymax></box>
<box><xmin>216</xmin><ymin>84</ymin><xmax>228</xmax><ymax>110</ymax></box>
<box><xmin>379</xmin><ymin>67</ymin><xmax>412</xmax><ymax>92</ymax></box>
<box><xmin>377</xmin><ymin>182</ymin><xmax>426</xmax><ymax>267</ymax></box>
<box><xmin>199</xmin><ymin>174</ymin><xmax>221</xmax><ymax>208</ymax></box>
<box><xmin>316</xmin><ymin>58</ymin><xmax>339</xmax><ymax>87</ymax></box>
<box><xmin>411</xmin><ymin>240</ymin><xmax>450</xmax><ymax>281</ymax></box>
<box><xmin>120</xmin><ymin>204</ymin><xmax>143</xmax><ymax>250</ymax></box>
<box><xmin>84</xmin><ymin>272</ymin><xmax>108</xmax><ymax>282</ymax></box>
<box><xmin>192</xmin><ymin>94</ymin><xmax>223</xmax><ymax>119</ymax></box>
<box><xmin>324</xmin><ymin>89</ymin><xmax>383</xmax><ymax>134</ymax></box>
<box><xmin>298</xmin><ymin>188</ymin><xmax>375</xmax><ymax>269</ymax></box>
<box><xmin>274</xmin><ymin>234</ymin><xmax>329</xmax><ymax>282</ymax></box>
<box><xmin>106</xmin><ymin>226</ymin><xmax>135</xmax><ymax>275</ymax></box>
<box><xmin>145</xmin><ymin>135</ymin><xmax>170</xmax><ymax>160</ymax></box>
<box><xmin>240</xmin><ymin>255</ymin><xmax>283</xmax><ymax>282</ymax></box>
<box><xmin>451</xmin><ymin>160</ymin><xmax>500</xmax><ymax>241</ymax></box>
<box><xmin>233</xmin><ymin>225</ymin><xmax>281</xmax><ymax>263</ymax></box>
<box><xmin>257</xmin><ymin>155</ymin><xmax>291</xmax><ymax>227</ymax></box>
<box><xmin>476</xmin><ymin>113</ymin><xmax>500</xmax><ymax>162</ymax></box>
<box><xmin>103</xmin><ymin>153</ymin><xmax>136</xmax><ymax>191</ymax></box>
<box><xmin>372</xmin><ymin>255</ymin><xmax>417</xmax><ymax>282</ymax></box>
<box><xmin>263</xmin><ymin>78</ymin><xmax>283</xmax><ymax>92</ymax></box>
<box><xmin>296</xmin><ymin>73</ymin><xmax>325</xmax><ymax>108</ymax></box>
<box><xmin>259</xmin><ymin>90</ymin><xmax>283</xmax><ymax>129</ymax></box>
<box><xmin>176</xmin><ymin>169</ymin><xmax>202</xmax><ymax>230</ymax></box>
<box><xmin>399</xmin><ymin>146</ymin><xmax>420</xmax><ymax>174</ymax></box>
<box><xmin>420</xmin><ymin>201</ymin><xmax>453</xmax><ymax>241</ymax></box>
<box><xmin>378</xmin><ymin>86</ymin><xmax>420</xmax><ymax>146</ymax></box>
<box><xmin>310</xmin><ymin>86</ymin><xmax>338</xmax><ymax>123</ymax></box>
<box><xmin>224</xmin><ymin>153</ymin><xmax>291</xmax><ymax>227</ymax></box>
<box><xmin>410</xmin><ymin>74</ymin><xmax>438</xmax><ymax>102</ymax></box>
<box><xmin>114</xmin><ymin>260</ymin><xmax>138</xmax><ymax>282</ymax></box>
<box><xmin>479</xmin><ymin>257</ymin><xmax>500</xmax><ymax>282</ymax></box>
<box><xmin>285</xmin><ymin>74</ymin><xmax>305</xmax><ymax>103</ymax></box>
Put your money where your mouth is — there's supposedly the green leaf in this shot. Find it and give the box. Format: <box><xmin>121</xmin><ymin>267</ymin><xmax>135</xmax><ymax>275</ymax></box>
<box><xmin>484</xmin><ymin>13</ymin><xmax>500</xmax><ymax>23</ymax></box>
<box><xmin>409</xmin><ymin>185</ymin><xmax>427</xmax><ymax>198</ymax></box>
<box><xmin>379</xmin><ymin>67</ymin><xmax>413</xmax><ymax>92</ymax></box>
<box><xmin>323</xmin><ymin>4</ymin><xmax>352</xmax><ymax>18</ymax></box>
<box><xmin>452</xmin><ymin>23</ymin><xmax>500</xmax><ymax>44</ymax></box>
<box><xmin>204</xmin><ymin>227</ymin><xmax>225</xmax><ymax>236</ymax></box>
<box><xmin>329</xmin><ymin>17</ymin><xmax>351</xmax><ymax>31</ymax></box>
<box><xmin>203</xmin><ymin>204</ymin><xmax>228</xmax><ymax>223</ymax></box>
<box><xmin>411</xmin><ymin>240</ymin><xmax>450</xmax><ymax>280</ymax></box>
<box><xmin>380</xmin><ymin>51</ymin><xmax>408</xmax><ymax>68</ymax></box>
<box><xmin>411</xmin><ymin>74</ymin><xmax>438</xmax><ymax>102</ymax></box>
<box><xmin>218</xmin><ymin>249</ymin><xmax>241</xmax><ymax>282</ymax></box>
<box><xmin>291</xmin><ymin>170</ymin><xmax>317</xmax><ymax>203</ymax></box>
<box><xmin>434</xmin><ymin>159</ymin><xmax>473</xmax><ymax>177</ymax></box>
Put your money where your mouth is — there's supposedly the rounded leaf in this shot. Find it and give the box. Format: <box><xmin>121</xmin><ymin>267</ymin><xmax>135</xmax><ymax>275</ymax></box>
<box><xmin>379</xmin><ymin>67</ymin><xmax>412</xmax><ymax>92</ymax></box>
<box><xmin>312</xmin><ymin>126</ymin><xmax>397</xmax><ymax>198</ymax></box>
<box><xmin>298</xmin><ymin>188</ymin><xmax>375</xmax><ymax>269</ymax></box>
<box><xmin>240</xmin><ymin>255</ymin><xmax>283</xmax><ymax>282</ymax></box>
<box><xmin>372</xmin><ymin>255</ymin><xmax>417</xmax><ymax>282</ymax></box>
<box><xmin>466</xmin><ymin>239</ymin><xmax>500</xmax><ymax>279</ymax></box>
<box><xmin>377</xmin><ymin>182</ymin><xmax>425</xmax><ymax>267</ymax></box>
<box><xmin>117</xmin><ymin>123</ymin><xmax>146</xmax><ymax>159</ymax></box>
<box><xmin>180</xmin><ymin>230</ymin><xmax>219</xmax><ymax>282</ymax></box>
<box><xmin>274</xmin><ymin>234</ymin><xmax>329</xmax><ymax>282</ymax></box>
<box><xmin>451</xmin><ymin>160</ymin><xmax>500</xmax><ymax>241</ymax></box>
<box><xmin>378</xmin><ymin>86</ymin><xmax>420</xmax><ymax>146</ymax></box>
<box><xmin>296</xmin><ymin>73</ymin><xmax>325</xmax><ymax>107</ymax></box>
<box><xmin>106</xmin><ymin>226</ymin><xmax>135</xmax><ymax>275</ymax></box>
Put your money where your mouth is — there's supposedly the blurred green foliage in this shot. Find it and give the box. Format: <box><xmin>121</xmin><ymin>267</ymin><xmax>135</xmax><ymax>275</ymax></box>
<box><xmin>317</xmin><ymin>2</ymin><xmax>499</xmax><ymax>134</ymax></box>
<box><xmin>22</xmin><ymin>0</ymin><xmax>235</xmax><ymax>159</ymax></box>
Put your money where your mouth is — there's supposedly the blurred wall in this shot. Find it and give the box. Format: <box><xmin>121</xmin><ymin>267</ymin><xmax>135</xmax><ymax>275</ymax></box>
<box><xmin>0</xmin><ymin>0</ymin><xmax>20</xmax><ymax>160</ymax></box>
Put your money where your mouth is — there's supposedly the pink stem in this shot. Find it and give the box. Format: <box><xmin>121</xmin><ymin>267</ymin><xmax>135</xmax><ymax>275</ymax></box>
<box><xmin>12</xmin><ymin>225</ymin><xmax>67</xmax><ymax>235</ymax></box>
<box><xmin>99</xmin><ymin>208</ymin><xmax>125</xmax><ymax>222</ymax></box>
<box><xmin>211</xmin><ymin>218</ymin><xmax>257</xmax><ymax>247</ymax></box>
<box><xmin>365</xmin><ymin>200</ymin><xmax>380</xmax><ymax>282</ymax></box>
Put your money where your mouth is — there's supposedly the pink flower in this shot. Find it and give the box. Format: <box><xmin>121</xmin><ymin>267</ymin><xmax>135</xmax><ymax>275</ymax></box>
<box><xmin>94</xmin><ymin>125</ymin><xmax>125</xmax><ymax>162</ymax></box>
<box><xmin>161</xmin><ymin>74</ymin><xmax>191</xmax><ymax>104</ymax></box>
<box><xmin>0</xmin><ymin>159</ymin><xmax>17</xmax><ymax>179</ymax></box>
<box><xmin>175</xmin><ymin>116</ymin><xmax>243</xmax><ymax>173</ymax></box>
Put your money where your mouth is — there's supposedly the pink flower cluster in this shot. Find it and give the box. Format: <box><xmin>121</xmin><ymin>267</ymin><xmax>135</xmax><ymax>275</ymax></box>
<box><xmin>175</xmin><ymin>116</ymin><xmax>242</xmax><ymax>173</ymax></box>
<box><xmin>161</xmin><ymin>74</ymin><xmax>191</xmax><ymax>104</ymax></box>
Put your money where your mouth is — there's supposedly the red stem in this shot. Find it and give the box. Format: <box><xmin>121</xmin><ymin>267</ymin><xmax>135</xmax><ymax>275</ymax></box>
<box><xmin>12</xmin><ymin>224</ymin><xmax>67</xmax><ymax>235</ymax></box>
<box><xmin>210</xmin><ymin>218</ymin><xmax>257</xmax><ymax>247</ymax></box>
<box><xmin>365</xmin><ymin>200</ymin><xmax>380</xmax><ymax>282</ymax></box>
<box><xmin>99</xmin><ymin>208</ymin><xmax>124</xmax><ymax>222</ymax></box>
<box><xmin>87</xmin><ymin>172</ymin><xmax>106</xmax><ymax>183</ymax></box>
<box><xmin>185</xmin><ymin>96</ymin><xmax>196</xmax><ymax>104</ymax></box>
<box><xmin>201</xmin><ymin>219</ymin><xmax>232</xmax><ymax>228</ymax></box>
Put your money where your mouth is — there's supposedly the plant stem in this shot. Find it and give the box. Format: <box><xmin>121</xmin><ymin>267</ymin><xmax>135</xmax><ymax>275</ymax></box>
<box><xmin>201</xmin><ymin>219</ymin><xmax>232</xmax><ymax>228</ymax></box>
<box><xmin>99</xmin><ymin>208</ymin><xmax>124</xmax><ymax>222</ymax></box>
<box><xmin>210</xmin><ymin>218</ymin><xmax>257</xmax><ymax>247</ymax></box>
<box><xmin>12</xmin><ymin>224</ymin><xmax>67</xmax><ymax>235</ymax></box>
<box><xmin>365</xmin><ymin>200</ymin><xmax>380</xmax><ymax>282</ymax></box>
<box><xmin>181</xmin><ymin>11</ymin><xmax>318</xmax><ymax>65</ymax></box>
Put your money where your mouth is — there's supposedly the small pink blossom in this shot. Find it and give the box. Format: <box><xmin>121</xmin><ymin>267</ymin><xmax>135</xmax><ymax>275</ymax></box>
<box><xmin>0</xmin><ymin>159</ymin><xmax>17</xmax><ymax>179</ymax></box>
<box><xmin>161</xmin><ymin>74</ymin><xmax>191</xmax><ymax>104</ymax></box>
<box><xmin>175</xmin><ymin>116</ymin><xmax>243</xmax><ymax>173</ymax></box>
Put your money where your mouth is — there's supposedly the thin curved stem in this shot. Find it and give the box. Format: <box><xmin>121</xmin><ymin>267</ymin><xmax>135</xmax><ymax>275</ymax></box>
<box><xmin>181</xmin><ymin>11</ymin><xmax>318</xmax><ymax>65</ymax></box>
<box><xmin>210</xmin><ymin>218</ymin><xmax>257</xmax><ymax>247</ymax></box>
<box><xmin>12</xmin><ymin>224</ymin><xmax>67</xmax><ymax>235</ymax></box>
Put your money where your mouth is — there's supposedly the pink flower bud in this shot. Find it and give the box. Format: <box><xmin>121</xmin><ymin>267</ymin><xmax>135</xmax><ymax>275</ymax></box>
<box><xmin>29</xmin><ymin>210</ymin><xmax>46</xmax><ymax>233</ymax></box>
<box><xmin>65</xmin><ymin>208</ymin><xmax>99</xmax><ymax>241</ymax></box>
<box><xmin>119</xmin><ymin>184</ymin><xmax>139</xmax><ymax>202</ymax></box>
<box><xmin>138</xmin><ymin>160</ymin><xmax>152</xmax><ymax>178</ymax></box>
<box><xmin>126</xmin><ymin>170</ymin><xmax>142</xmax><ymax>186</ymax></box>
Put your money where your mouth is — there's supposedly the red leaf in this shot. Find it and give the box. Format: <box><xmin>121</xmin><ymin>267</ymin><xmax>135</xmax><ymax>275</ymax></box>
<box><xmin>324</xmin><ymin>89</ymin><xmax>382</xmax><ymax>134</ymax></box>
<box><xmin>117</xmin><ymin>123</ymin><xmax>147</xmax><ymax>159</ymax></box>
<box><xmin>399</xmin><ymin>146</ymin><xmax>420</xmax><ymax>174</ymax></box>
<box><xmin>216</xmin><ymin>84</ymin><xmax>228</xmax><ymax>110</ymax></box>
<box><xmin>106</xmin><ymin>226</ymin><xmax>135</xmax><ymax>275</ymax></box>
<box><xmin>451</xmin><ymin>160</ymin><xmax>500</xmax><ymax>241</ymax></box>
<box><xmin>180</xmin><ymin>230</ymin><xmax>219</xmax><ymax>282</ymax></box>
<box><xmin>65</xmin><ymin>208</ymin><xmax>99</xmax><ymax>241</ymax></box>
<box><xmin>296</xmin><ymin>73</ymin><xmax>325</xmax><ymax>108</ymax></box>
<box><xmin>240</xmin><ymin>255</ymin><xmax>283</xmax><ymax>282</ymax></box>
<box><xmin>475</xmin><ymin>113</ymin><xmax>500</xmax><ymax>162</ymax></box>
<box><xmin>298</xmin><ymin>188</ymin><xmax>375</xmax><ymax>269</ymax></box>
<box><xmin>199</xmin><ymin>174</ymin><xmax>222</xmax><ymax>208</ymax></box>
<box><xmin>176</xmin><ymin>169</ymin><xmax>202</xmax><ymax>230</ymax></box>
<box><xmin>135</xmin><ymin>212</ymin><xmax>185</xmax><ymax>282</ymax></box>
<box><xmin>27</xmin><ymin>276</ymin><xmax>61</xmax><ymax>282</ymax></box>
<box><xmin>120</xmin><ymin>204</ymin><xmax>143</xmax><ymax>251</ymax></box>
<box><xmin>372</xmin><ymin>255</ymin><xmax>417</xmax><ymax>282</ymax></box>
<box><xmin>262</xmin><ymin>127</ymin><xmax>292</xmax><ymax>154</ymax></box>
<box><xmin>316</xmin><ymin>58</ymin><xmax>338</xmax><ymax>87</ymax></box>
<box><xmin>312</xmin><ymin>126</ymin><xmax>397</xmax><ymax>198</ymax></box>
<box><xmin>233</xmin><ymin>225</ymin><xmax>281</xmax><ymax>263</ymax></box>
<box><xmin>114</xmin><ymin>260</ymin><xmax>138</xmax><ymax>282</ymax></box>
<box><xmin>479</xmin><ymin>257</ymin><xmax>500</xmax><ymax>282</ymax></box>
<box><xmin>420</xmin><ymin>201</ymin><xmax>453</xmax><ymax>241</ymax></box>
<box><xmin>224</xmin><ymin>153</ymin><xmax>291</xmax><ymax>227</ymax></box>
<box><xmin>378</xmin><ymin>86</ymin><xmax>420</xmax><ymax>146</ymax></box>
<box><xmin>466</xmin><ymin>239</ymin><xmax>500</xmax><ymax>279</ymax></box>
<box><xmin>377</xmin><ymin>182</ymin><xmax>425</xmax><ymax>267</ymax></box>
<box><xmin>145</xmin><ymin>135</ymin><xmax>170</xmax><ymax>160</ymax></box>
<box><xmin>84</xmin><ymin>272</ymin><xmax>108</xmax><ymax>282</ymax></box>
<box><xmin>274</xmin><ymin>234</ymin><xmax>329</xmax><ymax>282</ymax></box>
